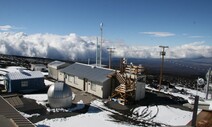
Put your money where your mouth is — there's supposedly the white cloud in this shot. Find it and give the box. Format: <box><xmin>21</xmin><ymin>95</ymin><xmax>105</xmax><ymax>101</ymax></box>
<box><xmin>0</xmin><ymin>25</ymin><xmax>13</xmax><ymax>31</ymax></box>
<box><xmin>142</xmin><ymin>32</ymin><xmax>175</xmax><ymax>37</ymax></box>
<box><xmin>166</xmin><ymin>42</ymin><xmax>212</xmax><ymax>58</ymax></box>
<box><xmin>188</xmin><ymin>36</ymin><xmax>204</xmax><ymax>38</ymax></box>
<box><xmin>0</xmin><ymin>32</ymin><xmax>211</xmax><ymax>60</ymax></box>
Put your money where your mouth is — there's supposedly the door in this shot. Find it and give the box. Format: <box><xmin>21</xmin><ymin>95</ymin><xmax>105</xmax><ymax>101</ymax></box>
<box><xmin>83</xmin><ymin>78</ymin><xmax>88</xmax><ymax>92</ymax></box>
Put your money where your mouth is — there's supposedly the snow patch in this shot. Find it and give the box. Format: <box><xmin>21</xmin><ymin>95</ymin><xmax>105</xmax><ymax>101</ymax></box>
<box><xmin>132</xmin><ymin>105</ymin><xmax>193</xmax><ymax>126</ymax></box>
<box><xmin>19</xmin><ymin>111</ymin><xmax>40</xmax><ymax>118</ymax></box>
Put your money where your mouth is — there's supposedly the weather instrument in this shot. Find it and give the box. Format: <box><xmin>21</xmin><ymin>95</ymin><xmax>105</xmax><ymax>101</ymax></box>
<box><xmin>197</xmin><ymin>78</ymin><xmax>205</xmax><ymax>86</ymax></box>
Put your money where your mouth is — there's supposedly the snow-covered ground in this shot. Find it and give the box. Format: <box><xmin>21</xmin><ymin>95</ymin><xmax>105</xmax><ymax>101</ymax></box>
<box><xmin>36</xmin><ymin>103</ymin><xmax>138</xmax><ymax>127</ymax></box>
<box><xmin>22</xmin><ymin>92</ymin><xmax>202</xmax><ymax>127</ymax></box>
<box><xmin>23</xmin><ymin>94</ymin><xmax>137</xmax><ymax>127</ymax></box>
<box><xmin>146</xmin><ymin>85</ymin><xmax>212</xmax><ymax>110</ymax></box>
<box><xmin>24</xmin><ymin>94</ymin><xmax>48</xmax><ymax>106</ymax></box>
<box><xmin>132</xmin><ymin>105</ymin><xmax>195</xmax><ymax>126</ymax></box>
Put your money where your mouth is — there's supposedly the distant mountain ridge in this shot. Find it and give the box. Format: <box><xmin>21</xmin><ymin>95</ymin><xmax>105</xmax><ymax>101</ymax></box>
<box><xmin>0</xmin><ymin>54</ymin><xmax>211</xmax><ymax>79</ymax></box>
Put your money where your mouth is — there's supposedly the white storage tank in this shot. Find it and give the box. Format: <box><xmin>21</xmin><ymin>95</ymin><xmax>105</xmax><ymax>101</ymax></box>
<box><xmin>48</xmin><ymin>82</ymin><xmax>72</xmax><ymax>108</ymax></box>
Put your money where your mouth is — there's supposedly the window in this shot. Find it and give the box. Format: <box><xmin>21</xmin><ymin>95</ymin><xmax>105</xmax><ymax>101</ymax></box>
<box><xmin>74</xmin><ymin>76</ymin><xmax>78</xmax><ymax>85</ymax></box>
<box><xmin>21</xmin><ymin>81</ymin><xmax>28</xmax><ymax>87</ymax></box>
<box><xmin>68</xmin><ymin>75</ymin><xmax>72</xmax><ymax>83</ymax></box>
<box><xmin>90</xmin><ymin>82</ymin><xmax>96</xmax><ymax>91</ymax></box>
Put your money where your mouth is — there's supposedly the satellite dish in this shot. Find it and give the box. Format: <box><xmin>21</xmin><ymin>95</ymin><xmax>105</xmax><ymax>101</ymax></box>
<box><xmin>197</xmin><ymin>78</ymin><xmax>204</xmax><ymax>86</ymax></box>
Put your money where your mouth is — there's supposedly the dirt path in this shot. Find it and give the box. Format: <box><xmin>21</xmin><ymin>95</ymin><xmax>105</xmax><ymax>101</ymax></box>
<box><xmin>187</xmin><ymin>110</ymin><xmax>212</xmax><ymax>127</ymax></box>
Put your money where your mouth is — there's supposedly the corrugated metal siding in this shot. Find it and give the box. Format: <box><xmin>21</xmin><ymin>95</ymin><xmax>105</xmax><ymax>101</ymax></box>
<box><xmin>60</xmin><ymin>63</ymin><xmax>114</xmax><ymax>84</ymax></box>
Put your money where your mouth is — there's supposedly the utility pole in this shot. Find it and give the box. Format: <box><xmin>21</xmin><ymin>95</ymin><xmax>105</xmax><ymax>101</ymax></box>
<box><xmin>159</xmin><ymin>46</ymin><xmax>169</xmax><ymax>91</ymax></box>
<box><xmin>191</xmin><ymin>95</ymin><xmax>199</xmax><ymax>127</ymax></box>
<box><xmin>107</xmin><ymin>47</ymin><xmax>115</xmax><ymax>69</ymax></box>
<box><xmin>100</xmin><ymin>23</ymin><xmax>103</xmax><ymax>67</ymax></box>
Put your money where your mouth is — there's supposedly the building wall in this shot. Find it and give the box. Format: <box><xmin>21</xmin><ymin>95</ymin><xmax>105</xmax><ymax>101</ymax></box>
<box><xmin>9</xmin><ymin>78</ymin><xmax>46</xmax><ymax>93</ymax></box>
<box><xmin>61</xmin><ymin>71</ymin><xmax>113</xmax><ymax>99</ymax></box>
<box><xmin>48</xmin><ymin>67</ymin><xmax>58</xmax><ymax>80</ymax></box>
<box><xmin>34</xmin><ymin>66</ymin><xmax>46</xmax><ymax>72</ymax></box>
<box><xmin>65</xmin><ymin>75</ymin><xmax>84</xmax><ymax>90</ymax></box>
<box><xmin>86</xmin><ymin>81</ymin><xmax>103</xmax><ymax>98</ymax></box>
<box><xmin>135</xmin><ymin>82</ymin><xmax>146</xmax><ymax>101</ymax></box>
<box><xmin>48</xmin><ymin>63</ymin><xmax>70</xmax><ymax>80</ymax></box>
<box><xmin>58</xmin><ymin>71</ymin><xmax>65</xmax><ymax>81</ymax></box>
<box><xmin>31</xmin><ymin>64</ymin><xmax>46</xmax><ymax>71</ymax></box>
<box><xmin>102</xmin><ymin>79</ymin><xmax>112</xmax><ymax>98</ymax></box>
<box><xmin>64</xmin><ymin>74</ymin><xmax>112</xmax><ymax>98</ymax></box>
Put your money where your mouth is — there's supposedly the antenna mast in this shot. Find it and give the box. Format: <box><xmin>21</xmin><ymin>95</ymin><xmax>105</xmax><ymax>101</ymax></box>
<box><xmin>96</xmin><ymin>37</ymin><xmax>100</xmax><ymax>66</ymax></box>
<box><xmin>159</xmin><ymin>45</ymin><xmax>169</xmax><ymax>91</ymax></box>
<box><xmin>107</xmin><ymin>47</ymin><xmax>115</xmax><ymax>69</ymax></box>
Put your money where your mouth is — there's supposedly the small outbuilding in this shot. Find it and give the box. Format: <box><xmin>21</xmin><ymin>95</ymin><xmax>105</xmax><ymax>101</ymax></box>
<box><xmin>47</xmin><ymin>82</ymin><xmax>72</xmax><ymax>108</ymax></box>
<box><xmin>48</xmin><ymin>61</ymin><xmax>70</xmax><ymax>80</ymax></box>
<box><xmin>31</xmin><ymin>64</ymin><xmax>47</xmax><ymax>72</ymax></box>
<box><xmin>59</xmin><ymin>63</ymin><xmax>115</xmax><ymax>98</ymax></box>
<box><xmin>5</xmin><ymin>70</ymin><xmax>46</xmax><ymax>93</ymax></box>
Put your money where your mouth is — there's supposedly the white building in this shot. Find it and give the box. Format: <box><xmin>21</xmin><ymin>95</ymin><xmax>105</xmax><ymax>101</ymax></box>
<box><xmin>59</xmin><ymin>63</ymin><xmax>115</xmax><ymax>98</ymax></box>
<box><xmin>31</xmin><ymin>64</ymin><xmax>47</xmax><ymax>72</ymax></box>
<box><xmin>48</xmin><ymin>61</ymin><xmax>70</xmax><ymax>80</ymax></box>
<box><xmin>0</xmin><ymin>66</ymin><xmax>46</xmax><ymax>93</ymax></box>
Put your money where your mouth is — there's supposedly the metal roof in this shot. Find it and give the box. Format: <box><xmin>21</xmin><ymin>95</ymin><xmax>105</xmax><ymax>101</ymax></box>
<box><xmin>0</xmin><ymin>69</ymin><xmax>8</xmax><ymax>75</ymax></box>
<box><xmin>7</xmin><ymin>70</ymin><xmax>44</xmax><ymax>80</ymax></box>
<box><xmin>0</xmin><ymin>96</ymin><xmax>35</xmax><ymax>127</ymax></box>
<box><xmin>60</xmin><ymin>63</ymin><xmax>115</xmax><ymax>84</ymax></box>
<box><xmin>48</xmin><ymin>61</ymin><xmax>67</xmax><ymax>69</ymax></box>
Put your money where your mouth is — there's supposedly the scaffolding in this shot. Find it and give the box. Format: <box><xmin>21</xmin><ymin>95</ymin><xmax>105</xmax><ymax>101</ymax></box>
<box><xmin>111</xmin><ymin>58</ymin><xmax>144</xmax><ymax>105</ymax></box>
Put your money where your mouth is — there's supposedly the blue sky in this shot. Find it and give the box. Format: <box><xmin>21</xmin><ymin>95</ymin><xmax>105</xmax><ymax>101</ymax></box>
<box><xmin>1</xmin><ymin>0</ymin><xmax>212</xmax><ymax>46</ymax></box>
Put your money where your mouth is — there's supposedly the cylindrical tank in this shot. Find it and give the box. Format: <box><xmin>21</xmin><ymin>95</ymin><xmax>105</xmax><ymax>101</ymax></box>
<box><xmin>48</xmin><ymin>82</ymin><xmax>72</xmax><ymax>108</ymax></box>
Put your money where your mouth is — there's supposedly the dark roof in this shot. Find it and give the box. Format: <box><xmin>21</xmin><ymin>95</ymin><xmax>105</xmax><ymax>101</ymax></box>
<box><xmin>0</xmin><ymin>96</ymin><xmax>35</xmax><ymax>127</ymax></box>
<box><xmin>60</xmin><ymin>63</ymin><xmax>115</xmax><ymax>84</ymax></box>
